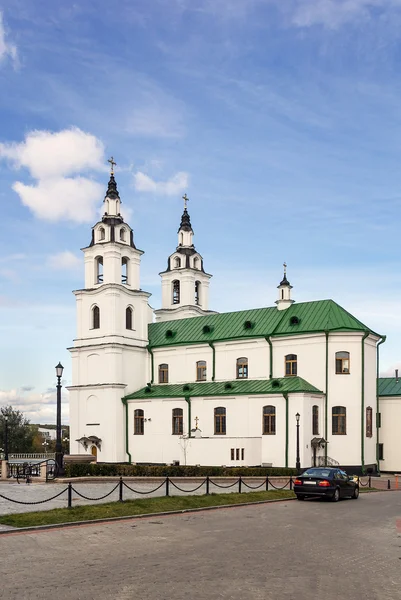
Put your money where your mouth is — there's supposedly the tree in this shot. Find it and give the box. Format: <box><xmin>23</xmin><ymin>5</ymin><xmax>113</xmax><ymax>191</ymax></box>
<box><xmin>0</xmin><ymin>406</ymin><xmax>35</xmax><ymax>454</ymax></box>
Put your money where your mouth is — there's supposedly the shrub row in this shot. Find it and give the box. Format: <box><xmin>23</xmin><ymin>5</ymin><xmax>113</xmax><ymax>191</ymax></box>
<box><xmin>64</xmin><ymin>463</ymin><xmax>297</xmax><ymax>478</ymax></box>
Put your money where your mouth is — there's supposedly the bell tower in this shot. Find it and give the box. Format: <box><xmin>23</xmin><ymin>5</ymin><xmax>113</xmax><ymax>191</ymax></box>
<box><xmin>276</xmin><ymin>263</ymin><xmax>295</xmax><ymax>311</ymax></box>
<box><xmin>154</xmin><ymin>194</ymin><xmax>216</xmax><ymax>322</ymax></box>
<box><xmin>68</xmin><ymin>158</ymin><xmax>152</xmax><ymax>462</ymax></box>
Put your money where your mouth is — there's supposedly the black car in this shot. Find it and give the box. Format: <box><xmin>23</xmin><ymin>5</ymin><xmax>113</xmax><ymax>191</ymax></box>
<box><xmin>294</xmin><ymin>467</ymin><xmax>359</xmax><ymax>502</ymax></box>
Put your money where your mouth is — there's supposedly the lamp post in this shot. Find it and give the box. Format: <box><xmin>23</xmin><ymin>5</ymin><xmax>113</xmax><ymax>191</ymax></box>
<box><xmin>4</xmin><ymin>416</ymin><xmax>9</xmax><ymax>461</ymax></box>
<box><xmin>55</xmin><ymin>362</ymin><xmax>64</xmax><ymax>474</ymax></box>
<box><xmin>295</xmin><ymin>412</ymin><xmax>300</xmax><ymax>475</ymax></box>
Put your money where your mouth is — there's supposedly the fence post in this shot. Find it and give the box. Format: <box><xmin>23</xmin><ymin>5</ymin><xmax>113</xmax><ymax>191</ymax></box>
<box><xmin>289</xmin><ymin>476</ymin><xmax>293</xmax><ymax>491</ymax></box>
<box><xmin>265</xmin><ymin>477</ymin><xmax>269</xmax><ymax>491</ymax></box>
<box><xmin>368</xmin><ymin>475</ymin><xmax>371</xmax><ymax>488</ymax></box>
<box><xmin>206</xmin><ymin>476</ymin><xmax>210</xmax><ymax>495</ymax></box>
<box><xmin>388</xmin><ymin>479</ymin><xmax>391</xmax><ymax>490</ymax></box>
<box><xmin>119</xmin><ymin>476</ymin><xmax>124</xmax><ymax>502</ymax></box>
<box><xmin>238</xmin><ymin>476</ymin><xmax>242</xmax><ymax>494</ymax></box>
<box><xmin>166</xmin><ymin>476</ymin><xmax>170</xmax><ymax>497</ymax></box>
<box><xmin>395</xmin><ymin>475</ymin><xmax>399</xmax><ymax>490</ymax></box>
<box><xmin>67</xmin><ymin>482</ymin><xmax>72</xmax><ymax>508</ymax></box>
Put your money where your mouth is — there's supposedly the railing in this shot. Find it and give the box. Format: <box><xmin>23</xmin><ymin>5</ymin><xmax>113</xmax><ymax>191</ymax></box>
<box><xmin>0</xmin><ymin>453</ymin><xmax>55</xmax><ymax>460</ymax></box>
<box><xmin>6</xmin><ymin>459</ymin><xmax>56</xmax><ymax>482</ymax></box>
<box><xmin>317</xmin><ymin>456</ymin><xmax>340</xmax><ymax>467</ymax></box>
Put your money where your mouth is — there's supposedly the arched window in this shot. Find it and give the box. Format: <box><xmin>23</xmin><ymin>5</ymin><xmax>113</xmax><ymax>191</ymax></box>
<box><xmin>196</xmin><ymin>360</ymin><xmax>207</xmax><ymax>381</ymax></box>
<box><xmin>172</xmin><ymin>408</ymin><xmax>183</xmax><ymax>435</ymax></box>
<box><xmin>122</xmin><ymin>257</ymin><xmax>129</xmax><ymax>284</ymax></box>
<box><xmin>193</xmin><ymin>256</ymin><xmax>199</xmax><ymax>270</ymax></box>
<box><xmin>332</xmin><ymin>406</ymin><xmax>346</xmax><ymax>435</ymax></box>
<box><xmin>96</xmin><ymin>256</ymin><xmax>103</xmax><ymax>284</ymax></box>
<box><xmin>285</xmin><ymin>354</ymin><xmax>297</xmax><ymax>376</ymax></box>
<box><xmin>172</xmin><ymin>280</ymin><xmax>180</xmax><ymax>304</ymax></box>
<box><xmin>214</xmin><ymin>407</ymin><xmax>226</xmax><ymax>435</ymax></box>
<box><xmin>263</xmin><ymin>405</ymin><xmax>276</xmax><ymax>435</ymax></box>
<box><xmin>126</xmin><ymin>306</ymin><xmax>133</xmax><ymax>330</ymax></box>
<box><xmin>174</xmin><ymin>256</ymin><xmax>181</xmax><ymax>268</ymax></box>
<box><xmin>120</xmin><ymin>228</ymin><xmax>126</xmax><ymax>241</ymax></box>
<box><xmin>236</xmin><ymin>357</ymin><xmax>248</xmax><ymax>379</ymax></box>
<box><xmin>366</xmin><ymin>406</ymin><xmax>373</xmax><ymax>437</ymax></box>
<box><xmin>312</xmin><ymin>405</ymin><xmax>319</xmax><ymax>435</ymax></box>
<box><xmin>195</xmin><ymin>281</ymin><xmax>201</xmax><ymax>305</ymax></box>
<box><xmin>92</xmin><ymin>306</ymin><xmax>100</xmax><ymax>329</ymax></box>
<box><xmin>99</xmin><ymin>227</ymin><xmax>105</xmax><ymax>241</ymax></box>
<box><xmin>134</xmin><ymin>409</ymin><xmax>144</xmax><ymax>435</ymax></box>
<box><xmin>159</xmin><ymin>364</ymin><xmax>169</xmax><ymax>384</ymax></box>
<box><xmin>180</xmin><ymin>232</ymin><xmax>184</xmax><ymax>245</ymax></box>
<box><xmin>335</xmin><ymin>351</ymin><xmax>350</xmax><ymax>374</ymax></box>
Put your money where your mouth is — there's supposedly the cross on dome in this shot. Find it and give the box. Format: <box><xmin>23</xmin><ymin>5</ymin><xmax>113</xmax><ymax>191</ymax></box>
<box><xmin>182</xmin><ymin>193</ymin><xmax>189</xmax><ymax>210</ymax></box>
<box><xmin>108</xmin><ymin>156</ymin><xmax>117</xmax><ymax>175</ymax></box>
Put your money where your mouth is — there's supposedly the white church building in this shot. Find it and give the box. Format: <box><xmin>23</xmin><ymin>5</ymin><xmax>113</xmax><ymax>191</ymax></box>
<box><xmin>68</xmin><ymin>169</ymin><xmax>400</xmax><ymax>474</ymax></box>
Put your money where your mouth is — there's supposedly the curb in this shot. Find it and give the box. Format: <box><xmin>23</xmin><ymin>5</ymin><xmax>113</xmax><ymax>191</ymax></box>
<box><xmin>0</xmin><ymin>496</ymin><xmax>297</xmax><ymax>536</ymax></box>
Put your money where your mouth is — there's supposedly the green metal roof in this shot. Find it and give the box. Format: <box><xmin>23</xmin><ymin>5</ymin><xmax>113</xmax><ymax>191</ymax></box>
<box><xmin>378</xmin><ymin>378</ymin><xmax>401</xmax><ymax>397</ymax></box>
<box><xmin>124</xmin><ymin>377</ymin><xmax>323</xmax><ymax>400</ymax></box>
<box><xmin>148</xmin><ymin>299</ymin><xmax>380</xmax><ymax>348</ymax></box>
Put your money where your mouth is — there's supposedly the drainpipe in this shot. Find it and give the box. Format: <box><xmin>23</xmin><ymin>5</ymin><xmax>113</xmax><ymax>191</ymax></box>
<box><xmin>361</xmin><ymin>331</ymin><xmax>369</xmax><ymax>474</ymax></box>
<box><xmin>121</xmin><ymin>397</ymin><xmax>132</xmax><ymax>464</ymax></box>
<box><xmin>376</xmin><ymin>336</ymin><xmax>386</xmax><ymax>474</ymax></box>
<box><xmin>185</xmin><ymin>396</ymin><xmax>192</xmax><ymax>438</ymax></box>
<box><xmin>208</xmin><ymin>342</ymin><xmax>216</xmax><ymax>381</ymax></box>
<box><xmin>284</xmin><ymin>392</ymin><xmax>289</xmax><ymax>468</ymax></box>
<box><xmin>147</xmin><ymin>345</ymin><xmax>154</xmax><ymax>384</ymax></box>
<box><xmin>324</xmin><ymin>331</ymin><xmax>329</xmax><ymax>464</ymax></box>
<box><xmin>265</xmin><ymin>336</ymin><xmax>273</xmax><ymax>379</ymax></box>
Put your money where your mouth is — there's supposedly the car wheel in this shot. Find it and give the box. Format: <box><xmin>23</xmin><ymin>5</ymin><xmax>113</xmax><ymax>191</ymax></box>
<box><xmin>296</xmin><ymin>495</ymin><xmax>305</xmax><ymax>501</ymax></box>
<box><xmin>351</xmin><ymin>486</ymin><xmax>359</xmax><ymax>499</ymax></box>
<box><xmin>331</xmin><ymin>487</ymin><xmax>340</xmax><ymax>502</ymax></box>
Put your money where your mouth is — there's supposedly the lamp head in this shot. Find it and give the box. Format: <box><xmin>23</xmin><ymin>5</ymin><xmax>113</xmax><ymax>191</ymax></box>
<box><xmin>296</xmin><ymin>412</ymin><xmax>300</xmax><ymax>423</ymax></box>
<box><xmin>55</xmin><ymin>362</ymin><xmax>64</xmax><ymax>378</ymax></box>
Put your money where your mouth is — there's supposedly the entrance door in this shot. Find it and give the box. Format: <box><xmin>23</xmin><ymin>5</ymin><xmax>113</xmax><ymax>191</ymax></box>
<box><xmin>91</xmin><ymin>446</ymin><xmax>98</xmax><ymax>461</ymax></box>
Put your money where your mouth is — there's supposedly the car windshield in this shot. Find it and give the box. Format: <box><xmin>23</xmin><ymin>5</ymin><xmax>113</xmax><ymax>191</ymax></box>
<box><xmin>302</xmin><ymin>468</ymin><xmax>332</xmax><ymax>478</ymax></box>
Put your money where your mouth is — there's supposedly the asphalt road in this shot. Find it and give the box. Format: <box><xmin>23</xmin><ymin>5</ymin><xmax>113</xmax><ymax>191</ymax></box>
<box><xmin>0</xmin><ymin>491</ymin><xmax>400</xmax><ymax>600</ymax></box>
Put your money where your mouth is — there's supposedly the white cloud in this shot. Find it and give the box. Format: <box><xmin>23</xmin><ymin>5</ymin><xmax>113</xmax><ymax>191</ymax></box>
<box><xmin>290</xmin><ymin>0</ymin><xmax>401</xmax><ymax>29</ymax></box>
<box><xmin>47</xmin><ymin>251</ymin><xmax>82</xmax><ymax>271</ymax></box>
<box><xmin>0</xmin><ymin>128</ymin><xmax>106</xmax><ymax>223</ymax></box>
<box><xmin>0</xmin><ymin>12</ymin><xmax>18</xmax><ymax>68</ymax></box>
<box><xmin>0</xmin><ymin>388</ymin><xmax>69</xmax><ymax>424</ymax></box>
<box><xmin>134</xmin><ymin>171</ymin><xmax>189</xmax><ymax>196</ymax></box>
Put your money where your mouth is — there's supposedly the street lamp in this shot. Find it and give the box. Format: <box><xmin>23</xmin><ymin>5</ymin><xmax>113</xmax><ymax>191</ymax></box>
<box><xmin>42</xmin><ymin>440</ymin><xmax>49</xmax><ymax>456</ymax></box>
<box><xmin>4</xmin><ymin>416</ymin><xmax>9</xmax><ymax>462</ymax></box>
<box><xmin>55</xmin><ymin>362</ymin><xmax>64</xmax><ymax>474</ymax></box>
<box><xmin>295</xmin><ymin>412</ymin><xmax>300</xmax><ymax>475</ymax></box>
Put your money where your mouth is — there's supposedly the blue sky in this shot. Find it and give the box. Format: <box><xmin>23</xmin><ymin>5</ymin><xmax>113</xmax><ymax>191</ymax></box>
<box><xmin>1</xmin><ymin>0</ymin><xmax>401</xmax><ymax>423</ymax></box>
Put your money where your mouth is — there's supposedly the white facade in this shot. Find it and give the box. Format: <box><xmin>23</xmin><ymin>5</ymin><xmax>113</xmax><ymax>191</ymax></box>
<box><xmin>68</xmin><ymin>171</ymin><xmax>394</xmax><ymax>474</ymax></box>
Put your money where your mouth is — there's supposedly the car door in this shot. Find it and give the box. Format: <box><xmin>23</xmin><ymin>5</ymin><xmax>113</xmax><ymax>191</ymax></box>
<box><xmin>338</xmin><ymin>470</ymin><xmax>351</xmax><ymax>497</ymax></box>
<box><xmin>333</xmin><ymin>470</ymin><xmax>347</xmax><ymax>497</ymax></box>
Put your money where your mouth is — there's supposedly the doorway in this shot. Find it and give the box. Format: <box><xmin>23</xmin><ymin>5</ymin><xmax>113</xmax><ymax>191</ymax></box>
<box><xmin>91</xmin><ymin>446</ymin><xmax>98</xmax><ymax>461</ymax></box>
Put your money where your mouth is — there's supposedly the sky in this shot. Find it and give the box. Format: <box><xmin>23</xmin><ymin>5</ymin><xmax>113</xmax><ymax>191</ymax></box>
<box><xmin>1</xmin><ymin>0</ymin><xmax>401</xmax><ymax>424</ymax></box>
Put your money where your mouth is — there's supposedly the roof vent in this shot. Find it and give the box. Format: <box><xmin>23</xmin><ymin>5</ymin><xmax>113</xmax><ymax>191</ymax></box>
<box><xmin>290</xmin><ymin>316</ymin><xmax>300</xmax><ymax>325</ymax></box>
<box><xmin>165</xmin><ymin>329</ymin><xmax>175</xmax><ymax>338</ymax></box>
<box><xmin>183</xmin><ymin>384</ymin><xmax>191</xmax><ymax>392</ymax></box>
<box><xmin>203</xmin><ymin>325</ymin><xmax>213</xmax><ymax>334</ymax></box>
<box><xmin>271</xmin><ymin>379</ymin><xmax>281</xmax><ymax>388</ymax></box>
<box><xmin>145</xmin><ymin>386</ymin><xmax>152</xmax><ymax>394</ymax></box>
<box><xmin>224</xmin><ymin>382</ymin><xmax>234</xmax><ymax>390</ymax></box>
<box><xmin>244</xmin><ymin>320</ymin><xmax>254</xmax><ymax>330</ymax></box>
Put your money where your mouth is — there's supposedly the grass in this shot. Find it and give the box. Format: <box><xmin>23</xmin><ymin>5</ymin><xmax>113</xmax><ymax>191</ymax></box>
<box><xmin>0</xmin><ymin>490</ymin><xmax>295</xmax><ymax>529</ymax></box>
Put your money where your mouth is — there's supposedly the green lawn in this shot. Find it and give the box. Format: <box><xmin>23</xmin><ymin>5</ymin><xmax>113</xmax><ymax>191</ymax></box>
<box><xmin>0</xmin><ymin>490</ymin><xmax>295</xmax><ymax>528</ymax></box>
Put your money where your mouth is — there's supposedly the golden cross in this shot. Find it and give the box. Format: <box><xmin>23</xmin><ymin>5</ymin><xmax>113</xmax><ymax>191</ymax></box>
<box><xmin>108</xmin><ymin>156</ymin><xmax>117</xmax><ymax>175</ymax></box>
<box><xmin>283</xmin><ymin>262</ymin><xmax>287</xmax><ymax>275</ymax></box>
<box><xmin>182</xmin><ymin>193</ymin><xmax>189</xmax><ymax>210</ymax></box>
<box><xmin>195</xmin><ymin>416</ymin><xmax>199</xmax><ymax>429</ymax></box>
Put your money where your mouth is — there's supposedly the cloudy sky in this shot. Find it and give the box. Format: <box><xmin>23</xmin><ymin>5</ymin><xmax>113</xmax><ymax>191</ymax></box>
<box><xmin>1</xmin><ymin>0</ymin><xmax>401</xmax><ymax>424</ymax></box>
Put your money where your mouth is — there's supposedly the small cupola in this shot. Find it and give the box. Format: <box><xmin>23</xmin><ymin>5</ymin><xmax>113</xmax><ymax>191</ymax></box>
<box><xmin>275</xmin><ymin>262</ymin><xmax>295</xmax><ymax>311</ymax></box>
<box><xmin>103</xmin><ymin>157</ymin><xmax>122</xmax><ymax>220</ymax></box>
<box><xmin>177</xmin><ymin>194</ymin><xmax>194</xmax><ymax>247</ymax></box>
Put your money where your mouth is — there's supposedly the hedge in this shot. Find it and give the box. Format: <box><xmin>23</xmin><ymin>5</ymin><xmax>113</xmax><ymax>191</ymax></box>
<box><xmin>64</xmin><ymin>463</ymin><xmax>297</xmax><ymax>478</ymax></box>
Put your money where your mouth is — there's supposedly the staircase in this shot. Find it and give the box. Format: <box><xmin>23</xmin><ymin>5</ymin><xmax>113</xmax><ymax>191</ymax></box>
<box><xmin>317</xmin><ymin>456</ymin><xmax>340</xmax><ymax>467</ymax></box>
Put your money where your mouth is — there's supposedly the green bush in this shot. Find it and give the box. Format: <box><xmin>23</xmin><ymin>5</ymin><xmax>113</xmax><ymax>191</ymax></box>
<box><xmin>64</xmin><ymin>463</ymin><xmax>297</xmax><ymax>478</ymax></box>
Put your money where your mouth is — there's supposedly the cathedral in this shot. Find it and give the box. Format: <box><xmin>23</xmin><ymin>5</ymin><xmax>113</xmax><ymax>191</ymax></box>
<box><xmin>67</xmin><ymin>166</ymin><xmax>400</xmax><ymax>474</ymax></box>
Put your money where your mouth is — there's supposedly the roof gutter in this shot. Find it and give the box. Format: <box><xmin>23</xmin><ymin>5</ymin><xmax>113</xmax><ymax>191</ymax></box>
<box><xmin>121</xmin><ymin>396</ymin><xmax>132</xmax><ymax>464</ymax></box>
<box><xmin>361</xmin><ymin>331</ymin><xmax>369</xmax><ymax>474</ymax></box>
<box><xmin>147</xmin><ymin>345</ymin><xmax>154</xmax><ymax>384</ymax></box>
<box><xmin>284</xmin><ymin>392</ymin><xmax>289</xmax><ymax>468</ymax></box>
<box><xmin>185</xmin><ymin>396</ymin><xmax>192</xmax><ymax>438</ymax></box>
<box><xmin>376</xmin><ymin>335</ymin><xmax>386</xmax><ymax>474</ymax></box>
<box><xmin>208</xmin><ymin>342</ymin><xmax>216</xmax><ymax>381</ymax></box>
<box><xmin>265</xmin><ymin>336</ymin><xmax>273</xmax><ymax>379</ymax></box>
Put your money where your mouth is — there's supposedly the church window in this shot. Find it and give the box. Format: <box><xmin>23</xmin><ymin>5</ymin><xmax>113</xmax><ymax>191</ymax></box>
<box><xmin>99</xmin><ymin>227</ymin><xmax>105</xmax><ymax>241</ymax></box>
<box><xmin>122</xmin><ymin>257</ymin><xmax>129</xmax><ymax>284</ymax></box>
<box><xmin>92</xmin><ymin>305</ymin><xmax>100</xmax><ymax>329</ymax></box>
<box><xmin>236</xmin><ymin>357</ymin><xmax>248</xmax><ymax>379</ymax></box>
<box><xmin>172</xmin><ymin>280</ymin><xmax>180</xmax><ymax>304</ymax></box>
<box><xmin>196</xmin><ymin>360</ymin><xmax>207</xmax><ymax>381</ymax></box>
<box><xmin>195</xmin><ymin>281</ymin><xmax>201</xmax><ymax>305</ymax></box>
<box><xmin>96</xmin><ymin>257</ymin><xmax>103</xmax><ymax>284</ymax></box>
<box><xmin>285</xmin><ymin>354</ymin><xmax>297</xmax><ymax>376</ymax></box>
<box><xmin>174</xmin><ymin>257</ymin><xmax>181</xmax><ymax>268</ymax></box>
<box><xmin>263</xmin><ymin>405</ymin><xmax>276</xmax><ymax>435</ymax></box>
<box><xmin>120</xmin><ymin>228</ymin><xmax>126</xmax><ymax>241</ymax></box>
<box><xmin>193</xmin><ymin>256</ymin><xmax>199</xmax><ymax>269</ymax></box>
<box><xmin>126</xmin><ymin>306</ymin><xmax>133</xmax><ymax>330</ymax></box>
<box><xmin>180</xmin><ymin>232</ymin><xmax>184</xmax><ymax>245</ymax></box>
<box><xmin>214</xmin><ymin>407</ymin><xmax>226</xmax><ymax>435</ymax></box>
<box><xmin>281</xmin><ymin>289</ymin><xmax>284</xmax><ymax>299</ymax></box>
<box><xmin>312</xmin><ymin>405</ymin><xmax>319</xmax><ymax>435</ymax></box>
<box><xmin>134</xmin><ymin>409</ymin><xmax>144</xmax><ymax>435</ymax></box>
<box><xmin>159</xmin><ymin>364</ymin><xmax>169</xmax><ymax>384</ymax></box>
<box><xmin>172</xmin><ymin>408</ymin><xmax>183</xmax><ymax>435</ymax></box>
<box><xmin>335</xmin><ymin>351</ymin><xmax>350</xmax><ymax>374</ymax></box>
<box><xmin>366</xmin><ymin>406</ymin><xmax>373</xmax><ymax>437</ymax></box>
<box><xmin>332</xmin><ymin>406</ymin><xmax>346</xmax><ymax>435</ymax></box>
